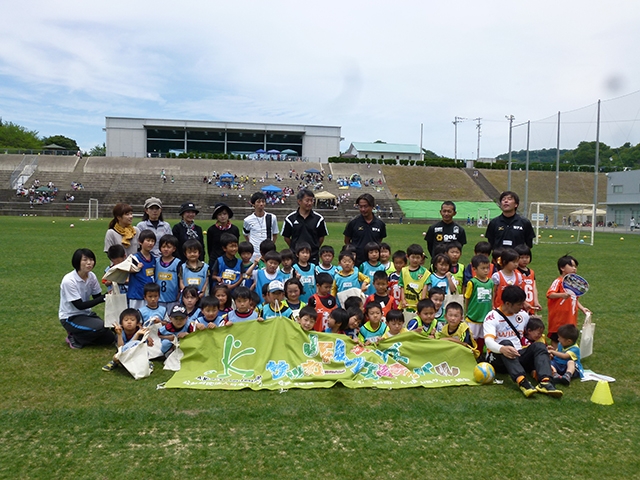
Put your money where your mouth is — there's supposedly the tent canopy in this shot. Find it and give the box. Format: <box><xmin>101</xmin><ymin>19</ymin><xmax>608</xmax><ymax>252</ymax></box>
<box><xmin>571</xmin><ymin>208</ymin><xmax>606</xmax><ymax>216</ymax></box>
<box><xmin>281</xmin><ymin>149</ymin><xmax>298</xmax><ymax>155</ymax></box>
<box><xmin>304</xmin><ymin>168</ymin><xmax>321</xmax><ymax>174</ymax></box>
<box><xmin>314</xmin><ymin>191</ymin><xmax>335</xmax><ymax>200</ymax></box>
<box><xmin>261</xmin><ymin>185</ymin><xmax>282</xmax><ymax>193</ymax></box>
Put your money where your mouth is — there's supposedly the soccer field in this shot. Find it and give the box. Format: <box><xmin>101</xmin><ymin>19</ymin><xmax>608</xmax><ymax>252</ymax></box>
<box><xmin>1</xmin><ymin>216</ymin><xmax>639</xmax><ymax>479</ymax></box>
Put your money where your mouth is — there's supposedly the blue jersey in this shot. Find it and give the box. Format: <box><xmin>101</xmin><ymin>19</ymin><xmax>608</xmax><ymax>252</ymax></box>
<box><xmin>279</xmin><ymin>267</ymin><xmax>295</xmax><ymax>282</ymax></box>
<box><xmin>155</xmin><ymin>257</ymin><xmax>181</xmax><ymax>303</ymax></box>
<box><xmin>334</xmin><ymin>270</ymin><xmax>363</xmax><ymax>293</ymax></box>
<box><xmin>181</xmin><ymin>262</ymin><xmax>209</xmax><ymax>294</ymax></box>
<box><xmin>215</xmin><ymin>255</ymin><xmax>242</xmax><ymax>287</ymax></box>
<box><xmin>358</xmin><ymin>321</ymin><xmax>388</xmax><ymax>343</ymax></box>
<box><xmin>427</xmin><ymin>272</ymin><xmax>451</xmax><ymax>294</ymax></box>
<box><xmin>359</xmin><ymin>261</ymin><xmax>386</xmax><ymax>296</ymax></box>
<box><xmin>260</xmin><ymin>302</ymin><xmax>293</xmax><ymax>320</ymax></box>
<box><xmin>293</xmin><ymin>263</ymin><xmax>316</xmax><ymax>304</ymax></box>
<box><xmin>255</xmin><ymin>269</ymin><xmax>285</xmax><ymax>302</ymax></box>
<box><xmin>196</xmin><ymin>312</ymin><xmax>224</xmax><ymax>328</ymax></box>
<box><xmin>316</xmin><ymin>264</ymin><xmax>340</xmax><ymax>277</ymax></box>
<box><xmin>185</xmin><ymin>307</ymin><xmax>201</xmax><ymax>323</ymax></box>
<box><xmin>138</xmin><ymin>305</ymin><xmax>167</xmax><ymax>327</ymax></box>
<box><xmin>127</xmin><ymin>252</ymin><xmax>156</xmax><ymax>300</ymax></box>
<box><xmin>241</xmin><ymin>263</ymin><xmax>256</xmax><ymax>289</ymax></box>
<box><xmin>223</xmin><ymin>309</ymin><xmax>259</xmax><ymax>324</ymax></box>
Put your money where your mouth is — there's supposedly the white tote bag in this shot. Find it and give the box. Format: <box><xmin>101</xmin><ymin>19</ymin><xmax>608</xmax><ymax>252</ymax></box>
<box><xmin>145</xmin><ymin>322</ymin><xmax>164</xmax><ymax>360</ymax></box>
<box><xmin>163</xmin><ymin>337</ymin><xmax>184</xmax><ymax>372</ymax></box>
<box><xmin>580</xmin><ymin>312</ymin><xmax>595</xmax><ymax>358</ymax></box>
<box><xmin>115</xmin><ymin>332</ymin><xmax>151</xmax><ymax>380</ymax></box>
<box><xmin>104</xmin><ymin>284</ymin><xmax>128</xmax><ymax>328</ymax></box>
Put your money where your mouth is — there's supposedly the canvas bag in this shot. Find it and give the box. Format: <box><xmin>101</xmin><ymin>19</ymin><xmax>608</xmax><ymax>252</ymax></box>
<box><xmin>580</xmin><ymin>312</ymin><xmax>595</xmax><ymax>358</ymax></box>
<box><xmin>103</xmin><ymin>283</ymin><xmax>128</xmax><ymax>328</ymax></box>
<box><xmin>443</xmin><ymin>293</ymin><xmax>465</xmax><ymax>314</ymax></box>
<box><xmin>145</xmin><ymin>321</ymin><xmax>164</xmax><ymax>360</ymax></box>
<box><xmin>115</xmin><ymin>331</ymin><xmax>151</xmax><ymax>380</ymax></box>
<box><xmin>163</xmin><ymin>336</ymin><xmax>184</xmax><ymax>371</ymax></box>
<box><xmin>336</xmin><ymin>287</ymin><xmax>366</xmax><ymax>309</ymax></box>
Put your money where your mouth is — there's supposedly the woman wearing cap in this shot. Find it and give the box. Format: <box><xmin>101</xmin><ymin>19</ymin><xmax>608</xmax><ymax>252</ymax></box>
<box><xmin>172</xmin><ymin>201</ymin><xmax>205</xmax><ymax>262</ymax></box>
<box><xmin>137</xmin><ymin>197</ymin><xmax>172</xmax><ymax>256</ymax></box>
<box><xmin>207</xmin><ymin>203</ymin><xmax>240</xmax><ymax>264</ymax></box>
<box><xmin>104</xmin><ymin>202</ymin><xmax>140</xmax><ymax>257</ymax></box>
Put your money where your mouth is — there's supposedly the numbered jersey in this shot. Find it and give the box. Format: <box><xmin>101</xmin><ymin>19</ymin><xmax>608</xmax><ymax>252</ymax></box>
<box><xmin>155</xmin><ymin>257</ymin><xmax>181</xmax><ymax>303</ymax></box>
<box><xmin>520</xmin><ymin>267</ymin><xmax>536</xmax><ymax>305</ymax></box>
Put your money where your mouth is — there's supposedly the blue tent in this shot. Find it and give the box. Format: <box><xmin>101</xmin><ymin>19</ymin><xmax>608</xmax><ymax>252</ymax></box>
<box><xmin>304</xmin><ymin>168</ymin><xmax>321</xmax><ymax>174</ymax></box>
<box><xmin>261</xmin><ymin>185</ymin><xmax>282</xmax><ymax>193</ymax></box>
<box><xmin>255</xmin><ymin>149</ymin><xmax>266</xmax><ymax>154</ymax></box>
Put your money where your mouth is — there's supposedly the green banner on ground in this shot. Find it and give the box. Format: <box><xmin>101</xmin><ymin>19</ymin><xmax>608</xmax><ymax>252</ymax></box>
<box><xmin>164</xmin><ymin>319</ymin><xmax>479</xmax><ymax>390</ymax></box>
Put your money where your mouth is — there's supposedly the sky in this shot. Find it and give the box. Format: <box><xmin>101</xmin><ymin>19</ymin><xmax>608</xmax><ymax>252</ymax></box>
<box><xmin>1</xmin><ymin>1</ymin><xmax>640</xmax><ymax>157</ymax></box>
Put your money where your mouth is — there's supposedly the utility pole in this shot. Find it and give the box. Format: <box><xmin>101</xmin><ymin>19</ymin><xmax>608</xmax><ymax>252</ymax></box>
<box><xmin>452</xmin><ymin>116</ymin><xmax>465</xmax><ymax>163</ymax></box>
<box><xmin>474</xmin><ymin>118</ymin><xmax>482</xmax><ymax>161</ymax></box>
<box><xmin>506</xmin><ymin>114</ymin><xmax>515</xmax><ymax>190</ymax></box>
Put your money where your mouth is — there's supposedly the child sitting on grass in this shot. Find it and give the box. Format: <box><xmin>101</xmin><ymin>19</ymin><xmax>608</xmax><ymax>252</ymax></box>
<box><xmin>181</xmin><ymin>285</ymin><xmax>202</xmax><ymax>322</ymax></box>
<box><xmin>138</xmin><ymin>283</ymin><xmax>166</xmax><ymax>327</ymax></box>
<box><xmin>436</xmin><ymin>302</ymin><xmax>479</xmax><ymax>358</ymax></box>
<box><xmin>297</xmin><ymin>306</ymin><xmax>318</xmax><ymax>332</ymax></box>
<box><xmin>102</xmin><ymin>308</ymin><xmax>152</xmax><ymax>372</ymax></box>
<box><xmin>326</xmin><ymin>308</ymin><xmax>350</xmax><ymax>334</ymax></box>
<box><xmin>344</xmin><ymin>308</ymin><xmax>364</xmax><ymax>340</ymax></box>
<box><xmin>358</xmin><ymin>303</ymin><xmax>388</xmax><ymax>345</ymax></box>
<box><xmin>549</xmin><ymin>324</ymin><xmax>584</xmax><ymax>384</ymax></box>
<box><xmin>219</xmin><ymin>287</ymin><xmax>259</xmax><ymax>325</ymax></box>
<box><xmin>406</xmin><ymin>298</ymin><xmax>437</xmax><ymax>336</ymax></box>
<box><xmin>382</xmin><ymin>309</ymin><xmax>408</xmax><ymax>339</ymax></box>
<box><xmin>158</xmin><ymin>305</ymin><xmax>195</xmax><ymax>357</ymax></box>
<box><xmin>195</xmin><ymin>296</ymin><xmax>222</xmax><ymax>329</ymax></box>
<box><xmin>260</xmin><ymin>280</ymin><xmax>293</xmax><ymax>320</ymax></box>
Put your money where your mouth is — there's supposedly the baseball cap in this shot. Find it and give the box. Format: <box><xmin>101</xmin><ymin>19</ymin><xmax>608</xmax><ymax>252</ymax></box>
<box><xmin>170</xmin><ymin>305</ymin><xmax>187</xmax><ymax>318</ymax></box>
<box><xmin>268</xmin><ymin>280</ymin><xmax>285</xmax><ymax>292</ymax></box>
<box><xmin>144</xmin><ymin>197</ymin><xmax>162</xmax><ymax>209</ymax></box>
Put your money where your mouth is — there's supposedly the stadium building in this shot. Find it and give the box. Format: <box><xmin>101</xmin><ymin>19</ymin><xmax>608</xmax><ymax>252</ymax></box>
<box><xmin>105</xmin><ymin>117</ymin><xmax>341</xmax><ymax>162</ymax></box>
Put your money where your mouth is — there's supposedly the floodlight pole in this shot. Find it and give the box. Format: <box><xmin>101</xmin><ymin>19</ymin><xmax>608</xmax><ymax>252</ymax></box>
<box><xmin>554</xmin><ymin>111</ymin><xmax>561</xmax><ymax>227</ymax></box>
<box><xmin>594</xmin><ymin>100</ymin><xmax>601</xmax><ymax>209</ymax></box>
<box><xmin>475</xmin><ymin>118</ymin><xmax>482</xmax><ymax>161</ymax></box>
<box><xmin>420</xmin><ymin>123</ymin><xmax>424</xmax><ymax>162</ymax></box>
<box><xmin>524</xmin><ymin>120</ymin><xmax>530</xmax><ymax>218</ymax></box>
<box><xmin>506</xmin><ymin>115</ymin><xmax>515</xmax><ymax>190</ymax></box>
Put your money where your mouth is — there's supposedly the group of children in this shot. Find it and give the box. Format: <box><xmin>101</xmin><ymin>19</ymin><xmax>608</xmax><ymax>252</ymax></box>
<box><xmin>103</xmin><ymin>232</ymin><xmax>590</xmax><ymax>388</ymax></box>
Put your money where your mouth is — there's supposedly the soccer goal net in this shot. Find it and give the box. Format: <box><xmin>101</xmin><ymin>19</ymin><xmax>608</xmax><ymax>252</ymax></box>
<box><xmin>85</xmin><ymin>198</ymin><xmax>99</xmax><ymax>220</ymax></box>
<box><xmin>529</xmin><ymin>202</ymin><xmax>595</xmax><ymax>246</ymax></box>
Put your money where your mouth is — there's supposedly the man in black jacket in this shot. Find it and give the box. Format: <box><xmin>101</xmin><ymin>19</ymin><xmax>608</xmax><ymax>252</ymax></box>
<box><xmin>485</xmin><ymin>191</ymin><xmax>535</xmax><ymax>250</ymax></box>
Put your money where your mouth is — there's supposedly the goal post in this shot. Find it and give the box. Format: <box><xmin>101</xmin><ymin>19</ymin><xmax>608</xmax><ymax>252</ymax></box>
<box><xmin>529</xmin><ymin>202</ymin><xmax>595</xmax><ymax>246</ymax></box>
<box><xmin>85</xmin><ymin>198</ymin><xmax>99</xmax><ymax>220</ymax></box>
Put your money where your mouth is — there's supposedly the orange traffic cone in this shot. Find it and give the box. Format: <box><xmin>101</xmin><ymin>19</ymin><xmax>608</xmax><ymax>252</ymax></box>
<box><xmin>590</xmin><ymin>380</ymin><xmax>613</xmax><ymax>405</ymax></box>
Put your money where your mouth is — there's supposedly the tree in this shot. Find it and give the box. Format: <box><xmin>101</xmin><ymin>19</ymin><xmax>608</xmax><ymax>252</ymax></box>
<box><xmin>42</xmin><ymin>135</ymin><xmax>79</xmax><ymax>151</ymax></box>
<box><xmin>89</xmin><ymin>143</ymin><xmax>106</xmax><ymax>156</ymax></box>
<box><xmin>0</xmin><ymin>119</ymin><xmax>43</xmax><ymax>149</ymax></box>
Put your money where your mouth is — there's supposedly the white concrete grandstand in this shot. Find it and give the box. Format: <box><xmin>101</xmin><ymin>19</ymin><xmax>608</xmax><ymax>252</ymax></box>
<box><xmin>105</xmin><ymin>117</ymin><xmax>341</xmax><ymax>162</ymax></box>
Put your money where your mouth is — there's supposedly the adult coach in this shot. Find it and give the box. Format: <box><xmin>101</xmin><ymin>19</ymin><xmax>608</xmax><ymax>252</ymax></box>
<box><xmin>424</xmin><ymin>200</ymin><xmax>467</xmax><ymax>256</ymax></box>
<box><xmin>282</xmin><ymin>188</ymin><xmax>328</xmax><ymax>264</ymax></box>
<box><xmin>343</xmin><ymin>193</ymin><xmax>387</xmax><ymax>266</ymax></box>
<box><xmin>243</xmin><ymin>192</ymin><xmax>279</xmax><ymax>261</ymax></box>
<box><xmin>59</xmin><ymin>248</ymin><xmax>115</xmax><ymax>349</ymax></box>
<box><xmin>172</xmin><ymin>201</ymin><xmax>205</xmax><ymax>262</ymax></box>
<box><xmin>207</xmin><ymin>203</ymin><xmax>240</xmax><ymax>264</ymax></box>
<box><xmin>485</xmin><ymin>191</ymin><xmax>535</xmax><ymax>250</ymax></box>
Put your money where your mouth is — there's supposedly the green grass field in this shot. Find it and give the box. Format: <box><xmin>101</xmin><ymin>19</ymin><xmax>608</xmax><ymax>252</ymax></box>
<box><xmin>1</xmin><ymin>216</ymin><xmax>639</xmax><ymax>479</ymax></box>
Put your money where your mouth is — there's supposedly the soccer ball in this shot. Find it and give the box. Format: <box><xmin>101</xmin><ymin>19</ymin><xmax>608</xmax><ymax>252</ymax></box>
<box><xmin>474</xmin><ymin>362</ymin><xmax>495</xmax><ymax>384</ymax></box>
<box><xmin>70</xmin><ymin>224</ymin><xmax>75</xmax><ymax>228</ymax></box>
